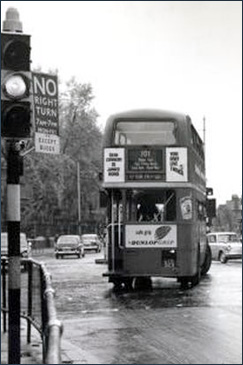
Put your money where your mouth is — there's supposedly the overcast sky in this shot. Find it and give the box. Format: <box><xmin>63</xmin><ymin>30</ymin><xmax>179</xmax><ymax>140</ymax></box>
<box><xmin>1</xmin><ymin>1</ymin><xmax>242</xmax><ymax>205</ymax></box>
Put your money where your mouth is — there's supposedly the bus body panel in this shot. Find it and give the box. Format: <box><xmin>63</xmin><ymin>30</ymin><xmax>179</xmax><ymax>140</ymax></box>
<box><xmin>106</xmin><ymin>221</ymin><xmax>205</xmax><ymax>278</ymax></box>
<box><xmin>102</xmin><ymin>109</ymin><xmax>210</xmax><ymax>288</ymax></box>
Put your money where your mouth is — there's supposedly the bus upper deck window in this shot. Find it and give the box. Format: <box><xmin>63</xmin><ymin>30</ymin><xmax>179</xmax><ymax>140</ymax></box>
<box><xmin>114</xmin><ymin>121</ymin><xmax>176</xmax><ymax>145</ymax></box>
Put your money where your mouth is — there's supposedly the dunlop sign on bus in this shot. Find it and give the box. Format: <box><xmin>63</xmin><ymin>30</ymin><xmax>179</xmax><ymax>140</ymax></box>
<box><xmin>125</xmin><ymin>225</ymin><xmax>177</xmax><ymax>248</ymax></box>
<box><xmin>32</xmin><ymin>72</ymin><xmax>59</xmax><ymax>154</ymax></box>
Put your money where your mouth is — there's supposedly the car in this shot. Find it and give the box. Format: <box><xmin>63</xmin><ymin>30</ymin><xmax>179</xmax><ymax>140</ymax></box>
<box><xmin>55</xmin><ymin>235</ymin><xmax>84</xmax><ymax>259</ymax></box>
<box><xmin>1</xmin><ymin>232</ymin><xmax>31</xmax><ymax>258</ymax></box>
<box><xmin>81</xmin><ymin>234</ymin><xmax>102</xmax><ymax>253</ymax></box>
<box><xmin>207</xmin><ymin>232</ymin><xmax>242</xmax><ymax>263</ymax></box>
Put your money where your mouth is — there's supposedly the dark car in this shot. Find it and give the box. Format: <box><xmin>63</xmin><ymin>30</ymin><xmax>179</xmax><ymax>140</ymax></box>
<box><xmin>81</xmin><ymin>234</ymin><xmax>102</xmax><ymax>253</ymax></box>
<box><xmin>55</xmin><ymin>235</ymin><xmax>85</xmax><ymax>259</ymax></box>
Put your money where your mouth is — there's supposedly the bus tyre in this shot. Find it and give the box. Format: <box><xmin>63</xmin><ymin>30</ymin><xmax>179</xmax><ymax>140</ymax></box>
<box><xmin>219</xmin><ymin>252</ymin><xmax>227</xmax><ymax>264</ymax></box>
<box><xmin>191</xmin><ymin>271</ymin><xmax>200</xmax><ymax>287</ymax></box>
<box><xmin>123</xmin><ymin>278</ymin><xmax>134</xmax><ymax>291</ymax></box>
<box><xmin>179</xmin><ymin>277</ymin><xmax>189</xmax><ymax>289</ymax></box>
<box><xmin>113</xmin><ymin>278</ymin><xmax>123</xmax><ymax>291</ymax></box>
<box><xmin>134</xmin><ymin>277</ymin><xmax>152</xmax><ymax>291</ymax></box>
<box><xmin>191</xmin><ymin>243</ymin><xmax>201</xmax><ymax>287</ymax></box>
<box><xmin>201</xmin><ymin>244</ymin><xmax>212</xmax><ymax>276</ymax></box>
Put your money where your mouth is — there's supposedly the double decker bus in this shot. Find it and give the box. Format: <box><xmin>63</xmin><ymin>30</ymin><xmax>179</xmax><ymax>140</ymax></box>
<box><xmin>102</xmin><ymin>109</ymin><xmax>211</xmax><ymax>289</ymax></box>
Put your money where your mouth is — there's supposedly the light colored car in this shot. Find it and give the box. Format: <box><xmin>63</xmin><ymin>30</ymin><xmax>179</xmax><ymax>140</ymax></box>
<box><xmin>81</xmin><ymin>234</ymin><xmax>102</xmax><ymax>253</ymax></box>
<box><xmin>1</xmin><ymin>232</ymin><xmax>31</xmax><ymax>258</ymax></box>
<box><xmin>55</xmin><ymin>235</ymin><xmax>84</xmax><ymax>259</ymax></box>
<box><xmin>207</xmin><ymin>232</ymin><xmax>242</xmax><ymax>263</ymax></box>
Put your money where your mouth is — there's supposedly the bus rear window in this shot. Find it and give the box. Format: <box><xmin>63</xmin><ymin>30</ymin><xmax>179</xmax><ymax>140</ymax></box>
<box><xmin>114</xmin><ymin>121</ymin><xmax>176</xmax><ymax>145</ymax></box>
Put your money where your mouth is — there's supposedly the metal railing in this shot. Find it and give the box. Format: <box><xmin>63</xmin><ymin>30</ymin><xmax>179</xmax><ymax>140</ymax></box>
<box><xmin>1</xmin><ymin>257</ymin><xmax>63</xmax><ymax>364</ymax></box>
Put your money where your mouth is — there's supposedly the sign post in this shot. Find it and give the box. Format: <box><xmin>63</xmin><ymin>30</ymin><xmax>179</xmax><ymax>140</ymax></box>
<box><xmin>32</xmin><ymin>72</ymin><xmax>60</xmax><ymax>154</ymax></box>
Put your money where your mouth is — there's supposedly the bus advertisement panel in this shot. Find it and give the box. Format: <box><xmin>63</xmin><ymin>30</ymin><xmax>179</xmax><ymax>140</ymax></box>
<box><xmin>104</xmin><ymin>147</ymin><xmax>188</xmax><ymax>183</ymax></box>
<box><xmin>125</xmin><ymin>224</ymin><xmax>177</xmax><ymax>248</ymax></box>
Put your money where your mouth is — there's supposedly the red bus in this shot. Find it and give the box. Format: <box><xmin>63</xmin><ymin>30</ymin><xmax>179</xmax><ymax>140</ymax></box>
<box><xmin>102</xmin><ymin>109</ymin><xmax>211</xmax><ymax>289</ymax></box>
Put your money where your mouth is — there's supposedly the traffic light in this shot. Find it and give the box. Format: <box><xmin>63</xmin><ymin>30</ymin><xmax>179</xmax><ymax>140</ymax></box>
<box><xmin>206</xmin><ymin>187</ymin><xmax>213</xmax><ymax>196</ymax></box>
<box><xmin>206</xmin><ymin>198</ymin><xmax>216</xmax><ymax>218</ymax></box>
<box><xmin>1</xmin><ymin>31</ymin><xmax>32</xmax><ymax>138</ymax></box>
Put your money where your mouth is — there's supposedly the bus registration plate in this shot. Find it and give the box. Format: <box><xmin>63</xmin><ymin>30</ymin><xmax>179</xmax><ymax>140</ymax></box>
<box><xmin>162</xmin><ymin>249</ymin><xmax>176</xmax><ymax>268</ymax></box>
<box><xmin>162</xmin><ymin>258</ymin><xmax>175</xmax><ymax>268</ymax></box>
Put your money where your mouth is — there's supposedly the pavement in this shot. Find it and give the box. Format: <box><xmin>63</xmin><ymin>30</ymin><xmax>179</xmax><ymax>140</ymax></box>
<box><xmin>1</xmin><ymin>318</ymin><xmax>43</xmax><ymax>364</ymax></box>
<box><xmin>1</xmin><ymin>251</ymin><xmax>108</xmax><ymax>364</ymax></box>
<box><xmin>1</xmin><ymin>319</ymin><xmax>102</xmax><ymax>364</ymax></box>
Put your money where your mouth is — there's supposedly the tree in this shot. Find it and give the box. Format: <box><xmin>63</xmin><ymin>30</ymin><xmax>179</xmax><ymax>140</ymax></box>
<box><xmin>19</xmin><ymin>76</ymin><xmax>103</xmax><ymax>236</ymax></box>
<box><xmin>214</xmin><ymin>205</ymin><xmax>234</xmax><ymax>232</ymax></box>
<box><xmin>58</xmin><ymin>77</ymin><xmax>103</xmax><ymax>226</ymax></box>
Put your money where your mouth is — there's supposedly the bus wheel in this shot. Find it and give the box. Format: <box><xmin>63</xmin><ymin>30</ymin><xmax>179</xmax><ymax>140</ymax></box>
<box><xmin>113</xmin><ymin>278</ymin><xmax>123</xmax><ymax>291</ymax></box>
<box><xmin>179</xmin><ymin>277</ymin><xmax>189</xmax><ymax>289</ymax></box>
<box><xmin>134</xmin><ymin>277</ymin><xmax>152</xmax><ymax>291</ymax></box>
<box><xmin>191</xmin><ymin>244</ymin><xmax>201</xmax><ymax>287</ymax></box>
<box><xmin>201</xmin><ymin>244</ymin><xmax>212</xmax><ymax>276</ymax></box>
<box><xmin>190</xmin><ymin>271</ymin><xmax>200</xmax><ymax>287</ymax></box>
<box><xmin>123</xmin><ymin>278</ymin><xmax>134</xmax><ymax>291</ymax></box>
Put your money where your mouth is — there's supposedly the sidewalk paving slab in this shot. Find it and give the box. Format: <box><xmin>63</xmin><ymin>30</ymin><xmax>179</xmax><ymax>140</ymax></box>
<box><xmin>1</xmin><ymin>319</ymin><xmax>43</xmax><ymax>364</ymax></box>
<box><xmin>1</xmin><ymin>319</ymin><xmax>97</xmax><ymax>364</ymax></box>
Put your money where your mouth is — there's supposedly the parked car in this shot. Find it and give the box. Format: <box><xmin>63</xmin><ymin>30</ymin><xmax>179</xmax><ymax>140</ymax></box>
<box><xmin>1</xmin><ymin>232</ymin><xmax>31</xmax><ymax>258</ymax></box>
<box><xmin>207</xmin><ymin>232</ymin><xmax>242</xmax><ymax>263</ymax></box>
<box><xmin>55</xmin><ymin>235</ymin><xmax>84</xmax><ymax>259</ymax></box>
<box><xmin>81</xmin><ymin>234</ymin><xmax>102</xmax><ymax>253</ymax></box>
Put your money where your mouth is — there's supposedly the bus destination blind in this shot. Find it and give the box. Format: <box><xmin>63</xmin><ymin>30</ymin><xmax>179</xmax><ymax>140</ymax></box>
<box><xmin>127</xmin><ymin>149</ymin><xmax>164</xmax><ymax>180</ymax></box>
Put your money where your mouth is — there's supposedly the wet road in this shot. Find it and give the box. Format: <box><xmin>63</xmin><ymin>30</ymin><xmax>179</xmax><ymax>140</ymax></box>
<box><xmin>36</xmin><ymin>250</ymin><xmax>242</xmax><ymax>364</ymax></box>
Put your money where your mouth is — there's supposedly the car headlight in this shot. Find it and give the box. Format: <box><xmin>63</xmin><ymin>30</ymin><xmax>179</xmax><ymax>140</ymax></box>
<box><xmin>226</xmin><ymin>245</ymin><xmax>232</xmax><ymax>252</ymax></box>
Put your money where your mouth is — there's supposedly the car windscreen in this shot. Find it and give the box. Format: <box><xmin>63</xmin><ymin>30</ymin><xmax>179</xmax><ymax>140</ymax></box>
<box><xmin>218</xmin><ymin>234</ymin><xmax>238</xmax><ymax>243</ymax></box>
<box><xmin>82</xmin><ymin>235</ymin><xmax>97</xmax><ymax>242</ymax></box>
<box><xmin>58</xmin><ymin>236</ymin><xmax>79</xmax><ymax>244</ymax></box>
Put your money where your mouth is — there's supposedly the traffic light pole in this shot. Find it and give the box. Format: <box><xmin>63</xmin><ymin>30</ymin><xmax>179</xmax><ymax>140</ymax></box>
<box><xmin>1</xmin><ymin>8</ymin><xmax>31</xmax><ymax>363</ymax></box>
<box><xmin>7</xmin><ymin>141</ymin><xmax>21</xmax><ymax>364</ymax></box>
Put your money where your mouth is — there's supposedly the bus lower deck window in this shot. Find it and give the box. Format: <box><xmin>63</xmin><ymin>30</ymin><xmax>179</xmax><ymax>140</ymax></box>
<box><xmin>125</xmin><ymin>189</ymin><xmax>176</xmax><ymax>223</ymax></box>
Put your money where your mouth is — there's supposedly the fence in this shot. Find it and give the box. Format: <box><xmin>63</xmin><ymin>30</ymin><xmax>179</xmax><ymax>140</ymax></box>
<box><xmin>18</xmin><ymin>221</ymin><xmax>104</xmax><ymax>241</ymax></box>
<box><xmin>1</xmin><ymin>257</ymin><xmax>63</xmax><ymax>364</ymax></box>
